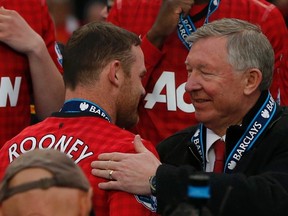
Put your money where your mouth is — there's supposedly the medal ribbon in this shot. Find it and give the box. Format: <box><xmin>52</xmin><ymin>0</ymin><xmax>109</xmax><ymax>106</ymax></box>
<box><xmin>191</xmin><ymin>93</ymin><xmax>276</xmax><ymax>172</ymax></box>
<box><xmin>177</xmin><ymin>0</ymin><xmax>220</xmax><ymax>49</ymax></box>
<box><xmin>60</xmin><ymin>99</ymin><xmax>112</xmax><ymax>122</ymax></box>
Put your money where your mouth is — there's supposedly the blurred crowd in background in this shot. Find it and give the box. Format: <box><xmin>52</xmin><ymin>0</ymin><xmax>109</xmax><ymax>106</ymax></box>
<box><xmin>46</xmin><ymin>0</ymin><xmax>114</xmax><ymax>45</ymax></box>
<box><xmin>47</xmin><ymin>0</ymin><xmax>287</xmax><ymax>46</ymax></box>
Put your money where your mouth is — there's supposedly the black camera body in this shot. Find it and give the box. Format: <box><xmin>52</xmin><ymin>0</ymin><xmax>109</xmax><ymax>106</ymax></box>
<box><xmin>167</xmin><ymin>174</ymin><xmax>213</xmax><ymax>216</ymax></box>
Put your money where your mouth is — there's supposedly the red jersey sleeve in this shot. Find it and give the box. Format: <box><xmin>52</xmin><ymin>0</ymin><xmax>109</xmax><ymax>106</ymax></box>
<box><xmin>109</xmin><ymin>191</ymin><xmax>158</xmax><ymax>216</ymax></box>
<box><xmin>140</xmin><ymin>35</ymin><xmax>164</xmax><ymax>88</ymax></box>
<box><xmin>261</xmin><ymin>6</ymin><xmax>288</xmax><ymax>105</ymax></box>
<box><xmin>40</xmin><ymin>1</ymin><xmax>63</xmax><ymax>73</ymax></box>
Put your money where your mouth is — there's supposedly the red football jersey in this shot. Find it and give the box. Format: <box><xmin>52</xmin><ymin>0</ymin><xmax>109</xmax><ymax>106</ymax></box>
<box><xmin>107</xmin><ymin>0</ymin><xmax>288</xmax><ymax>145</ymax></box>
<box><xmin>0</xmin><ymin>114</ymin><xmax>159</xmax><ymax>216</ymax></box>
<box><xmin>0</xmin><ymin>0</ymin><xmax>63</xmax><ymax>146</ymax></box>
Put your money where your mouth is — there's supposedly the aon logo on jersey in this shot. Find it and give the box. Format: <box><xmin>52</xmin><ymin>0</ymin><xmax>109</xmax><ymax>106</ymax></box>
<box><xmin>144</xmin><ymin>71</ymin><xmax>195</xmax><ymax>113</ymax></box>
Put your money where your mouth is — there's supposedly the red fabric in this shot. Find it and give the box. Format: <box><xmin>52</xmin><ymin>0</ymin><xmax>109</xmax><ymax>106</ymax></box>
<box><xmin>107</xmin><ymin>0</ymin><xmax>288</xmax><ymax>146</ymax></box>
<box><xmin>0</xmin><ymin>0</ymin><xmax>63</xmax><ymax>147</ymax></box>
<box><xmin>0</xmin><ymin>116</ymin><xmax>159</xmax><ymax>216</ymax></box>
<box><xmin>213</xmin><ymin>139</ymin><xmax>226</xmax><ymax>173</ymax></box>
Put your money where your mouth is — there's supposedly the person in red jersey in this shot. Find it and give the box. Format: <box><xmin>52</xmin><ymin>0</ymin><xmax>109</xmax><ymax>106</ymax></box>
<box><xmin>107</xmin><ymin>0</ymin><xmax>288</xmax><ymax>146</ymax></box>
<box><xmin>0</xmin><ymin>1</ymin><xmax>65</xmax><ymax>148</ymax></box>
<box><xmin>0</xmin><ymin>22</ymin><xmax>159</xmax><ymax>216</ymax></box>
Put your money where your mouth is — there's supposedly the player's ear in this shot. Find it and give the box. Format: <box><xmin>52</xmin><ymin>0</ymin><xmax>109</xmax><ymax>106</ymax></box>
<box><xmin>243</xmin><ymin>68</ymin><xmax>262</xmax><ymax>95</ymax></box>
<box><xmin>108</xmin><ymin>60</ymin><xmax>122</xmax><ymax>87</ymax></box>
<box><xmin>79</xmin><ymin>188</ymin><xmax>93</xmax><ymax>216</ymax></box>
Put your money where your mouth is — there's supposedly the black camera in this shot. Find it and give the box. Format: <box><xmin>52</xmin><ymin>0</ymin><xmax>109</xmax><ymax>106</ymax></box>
<box><xmin>168</xmin><ymin>174</ymin><xmax>213</xmax><ymax>216</ymax></box>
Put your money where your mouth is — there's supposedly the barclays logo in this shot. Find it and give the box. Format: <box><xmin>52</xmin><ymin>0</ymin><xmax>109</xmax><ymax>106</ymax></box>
<box><xmin>261</xmin><ymin>109</ymin><xmax>270</xmax><ymax>118</ymax></box>
<box><xmin>80</xmin><ymin>102</ymin><xmax>89</xmax><ymax>111</ymax></box>
<box><xmin>227</xmin><ymin>161</ymin><xmax>237</xmax><ymax>170</ymax></box>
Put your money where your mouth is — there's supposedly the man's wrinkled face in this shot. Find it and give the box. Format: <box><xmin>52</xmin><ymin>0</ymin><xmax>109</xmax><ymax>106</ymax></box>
<box><xmin>185</xmin><ymin>36</ymin><xmax>246</xmax><ymax>129</ymax></box>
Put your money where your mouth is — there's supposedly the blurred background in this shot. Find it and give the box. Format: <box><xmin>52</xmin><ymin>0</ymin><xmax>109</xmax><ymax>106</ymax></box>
<box><xmin>46</xmin><ymin>0</ymin><xmax>114</xmax><ymax>44</ymax></box>
<box><xmin>46</xmin><ymin>0</ymin><xmax>287</xmax><ymax>45</ymax></box>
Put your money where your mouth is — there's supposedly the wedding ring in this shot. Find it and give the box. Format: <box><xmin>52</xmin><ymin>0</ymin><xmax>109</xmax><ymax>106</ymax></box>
<box><xmin>108</xmin><ymin>170</ymin><xmax>114</xmax><ymax>180</ymax></box>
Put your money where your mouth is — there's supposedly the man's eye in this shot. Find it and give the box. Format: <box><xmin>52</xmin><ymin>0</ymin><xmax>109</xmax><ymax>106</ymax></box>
<box><xmin>201</xmin><ymin>71</ymin><xmax>212</xmax><ymax>75</ymax></box>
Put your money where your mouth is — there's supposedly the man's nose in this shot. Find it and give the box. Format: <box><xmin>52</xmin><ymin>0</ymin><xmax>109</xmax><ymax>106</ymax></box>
<box><xmin>185</xmin><ymin>72</ymin><xmax>201</xmax><ymax>93</ymax></box>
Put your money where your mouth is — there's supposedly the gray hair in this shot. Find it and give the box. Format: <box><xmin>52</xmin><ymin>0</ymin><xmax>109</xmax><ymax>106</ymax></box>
<box><xmin>187</xmin><ymin>18</ymin><xmax>274</xmax><ymax>91</ymax></box>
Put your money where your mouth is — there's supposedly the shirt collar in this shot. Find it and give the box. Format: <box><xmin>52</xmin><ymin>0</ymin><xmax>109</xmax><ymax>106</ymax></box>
<box><xmin>206</xmin><ymin>128</ymin><xmax>225</xmax><ymax>162</ymax></box>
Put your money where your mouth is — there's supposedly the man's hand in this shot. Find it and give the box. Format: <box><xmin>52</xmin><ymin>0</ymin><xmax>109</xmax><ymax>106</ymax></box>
<box><xmin>91</xmin><ymin>135</ymin><xmax>161</xmax><ymax>195</ymax></box>
<box><xmin>0</xmin><ymin>7</ymin><xmax>42</xmax><ymax>54</ymax></box>
<box><xmin>0</xmin><ymin>6</ymin><xmax>65</xmax><ymax>120</ymax></box>
<box><xmin>147</xmin><ymin>0</ymin><xmax>195</xmax><ymax>48</ymax></box>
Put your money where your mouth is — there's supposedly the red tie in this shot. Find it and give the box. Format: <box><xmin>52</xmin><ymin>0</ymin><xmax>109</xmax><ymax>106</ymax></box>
<box><xmin>213</xmin><ymin>139</ymin><xmax>226</xmax><ymax>173</ymax></box>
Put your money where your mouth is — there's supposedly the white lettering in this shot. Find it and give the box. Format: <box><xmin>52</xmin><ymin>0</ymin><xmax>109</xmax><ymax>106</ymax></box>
<box><xmin>248</xmin><ymin>130</ymin><xmax>257</xmax><ymax>138</ymax></box>
<box><xmin>54</xmin><ymin>135</ymin><xmax>73</xmax><ymax>151</ymax></box>
<box><xmin>144</xmin><ymin>72</ymin><xmax>176</xmax><ymax>110</ymax></box>
<box><xmin>144</xmin><ymin>71</ymin><xmax>194</xmax><ymax>112</ymax></box>
<box><xmin>243</xmin><ymin>137</ymin><xmax>252</xmax><ymax>145</ymax></box>
<box><xmin>20</xmin><ymin>137</ymin><xmax>37</xmax><ymax>153</ymax></box>
<box><xmin>177</xmin><ymin>83</ymin><xmax>194</xmax><ymax>112</ymax></box>
<box><xmin>0</xmin><ymin>77</ymin><xmax>21</xmax><ymax>107</ymax></box>
<box><xmin>180</xmin><ymin>28</ymin><xmax>185</xmax><ymax>34</ymax></box>
<box><xmin>39</xmin><ymin>134</ymin><xmax>56</xmax><ymax>149</ymax></box>
<box><xmin>8</xmin><ymin>143</ymin><xmax>20</xmax><ymax>163</ymax></box>
<box><xmin>253</xmin><ymin>121</ymin><xmax>262</xmax><ymax>130</ymax></box>
<box><xmin>239</xmin><ymin>143</ymin><xmax>249</xmax><ymax>150</ymax></box>
<box><xmin>67</xmin><ymin>139</ymin><xmax>83</xmax><ymax>158</ymax></box>
<box><xmin>90</xmin><ymin>106</ymin><xmax>101</xmax><ymax>115</ymax></box>
<box><xmin>8</xmin><ymin>134</ymin><xmax>93</xmax><ymax>164</ymax></box>
<box><xmin>233</xmin><ymin>153</ymin><xmax>241</xmax><ymax>161</ymax></box>
<box><xmin>266</xmin><ymin>99</ymin><xmax>274</xmax><ymax>112</ymax></box>
<box><xmin>75</xmin><ymin>145</ymin><xmax>93</xmax><ymax>163</ymax></box>
<box><xmin>236</xmin><ymin>148</ymin><xmax>245</xmax><ymax>156</ymax></box>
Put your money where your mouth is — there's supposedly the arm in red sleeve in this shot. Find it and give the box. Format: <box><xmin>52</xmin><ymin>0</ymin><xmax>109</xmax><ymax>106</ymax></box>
<box><xmin>141</xmin><ymin>34</ymin><xmax>164</xmax><ymax>88</ymax></box>
<box><xmin>260</xmin><ymin>5</ymin><xmax>288</xmax><ymax>105</ymax></box>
